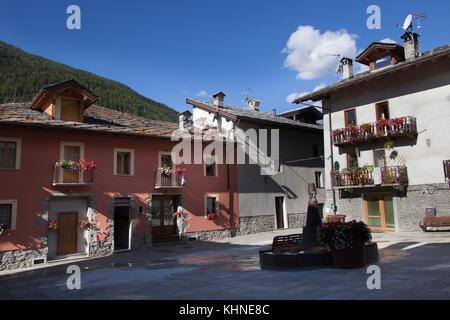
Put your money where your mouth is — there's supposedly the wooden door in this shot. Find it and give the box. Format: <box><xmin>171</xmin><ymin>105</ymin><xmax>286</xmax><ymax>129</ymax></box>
<box><xmin>364</xmin><ymin>194</ymin><xmax>395</xmax><ymax>231</ymax></box>
<box><xmin>57</xmin><ymin>212</ymin><xmax>78</xmax><ymax>255</ymax></box>
<box><xmin>275</xmin><ymin>197</ymin><xmax>284</xmax><ymax>229</ymax></box>
<box><xmin>63</xmin><ymin>145</ymin><xmax>80</xmax><ymax>183</ymax></box>
<box><xmin>151</xmin><ymin>196</ymin><xmax>177</xmax><ymax>237</ymax></box>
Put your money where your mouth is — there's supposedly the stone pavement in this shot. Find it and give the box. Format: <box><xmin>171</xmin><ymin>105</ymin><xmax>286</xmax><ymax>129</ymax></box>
<box><xmin>1</xmin><ymin>229</ymin><xmax>450</xmax><ymax>300</ymax></box>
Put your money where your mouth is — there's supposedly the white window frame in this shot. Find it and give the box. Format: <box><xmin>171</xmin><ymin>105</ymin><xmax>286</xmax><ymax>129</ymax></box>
<box><xmin>0</xmin><ymin>137</ymin><xmax>22</xmax><ymax>170</ymax></box>
<box><xmin>0</xmin><ymin>200</ymin><xmax>17</xmax><ymax>231</ymax></box>
<box><xmin>114</xmin><ymin>148</ymin><xmax>135</xmax><ymax>176</ymax></box>
<box><xmin>203</xmin><ymin>155</ymin><xmax>218</xmax><ymax>177</ymax></box>
<box><xmin>158</xmin><ymin>151</ymin><xmax>175</xmax><ymax>185</ymax></box>
<box><xmin>204</xmin><ymin>194</ymin><xmax>219</xmax><ymax>218</ymax></box>
<box><xmin>59</xmin><ymin>141</ymin><xmax>85</xmax><ymax>183</ymax></box>
<box><xmin>315</xmin><ymin>171</ymin><xmax>323</xmax><ymax>189</ymax></box>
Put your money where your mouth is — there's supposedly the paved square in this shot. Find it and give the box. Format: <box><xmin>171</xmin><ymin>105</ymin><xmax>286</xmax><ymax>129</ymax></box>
<box><xmin>1</xmin><ymin>230</ymin><xmax>449</xmax><ymax>300</ymax></box>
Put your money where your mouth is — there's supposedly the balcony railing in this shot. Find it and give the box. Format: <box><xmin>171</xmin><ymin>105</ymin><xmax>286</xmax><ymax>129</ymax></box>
<box><xmin>332</xmin><ymin>166</ymin><xmax>408</xmax><ymax>189</ymax></box>
<box><xmin>52</xmin><ymin>164</ymin><xmax>94</xmax><ymax>186</ymax></box>
<box><xmin>155</xmin><ymin>171</ymin><xmax>185</xmax><ymax>189</ymax></box>
<box><xmin>332</xmin><ymin>117</ymin><xmax>417</xmax><ymax>146</ymax></box>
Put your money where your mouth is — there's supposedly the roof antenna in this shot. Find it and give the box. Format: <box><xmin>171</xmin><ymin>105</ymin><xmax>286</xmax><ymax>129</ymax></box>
<box><xmin>397</xmin><ymin>13</ymin><xmax>426</xmax><ymax>56</ymax></box>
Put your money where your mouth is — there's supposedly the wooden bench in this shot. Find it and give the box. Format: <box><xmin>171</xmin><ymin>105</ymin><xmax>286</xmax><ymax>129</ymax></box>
<box><xmin>420</xmin><ymin>217</ymin><xmax>450</xmax><ymax>232</ymax></box>
<box><xmin>272</xmin><ymin>234</ymin><xmax>303</xmax><ymax>251</ymax></box>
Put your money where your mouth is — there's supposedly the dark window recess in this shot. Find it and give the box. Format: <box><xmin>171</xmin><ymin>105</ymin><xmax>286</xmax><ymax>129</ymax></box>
<box><xmin>206</xmin><ymin>197</ymin><xmax>217</xmax><ymax>215</ymax></box>
<box><xmin>313</xmin><ymin>145</ymin><xmax>319</xmax><ymax>157</ymax></box>
<box><xmin>0</xmin><ymin>204</ymin><xmax>12</xmax><ymax>229</ymax></box>
<box><xmin>205</xmin><ymin>160</ymin><xmax>217</xmax><ymax>177</ymax></box>
<box><xmin>315</xmin><ymin>172</ymin><xmax>323</xmax><ymax>188</ymax></box>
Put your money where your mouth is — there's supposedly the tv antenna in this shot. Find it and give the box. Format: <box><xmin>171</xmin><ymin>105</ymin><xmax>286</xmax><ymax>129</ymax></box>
<box><xmin>318</xmin><ymin>53</ymin><xmax>343</xmax><ymax>75</ymax></box>
<box><xmin>397</xmin><ymin>13</ymin><xmax>427</xmax><ymax>56</ymax></box>
<box><xmin>241</xmin><ymin>88</ymin><xmax>254</xmax><ymax>105</ymax></box>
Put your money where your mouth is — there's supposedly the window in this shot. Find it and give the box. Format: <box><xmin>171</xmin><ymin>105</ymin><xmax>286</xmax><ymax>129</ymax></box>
<box><xmin>344</xmin><ymin>109</ymin><xmax>357</xmax><ymax>126</ymax></box>
<box><xmin>0</xmin><ymin>138</ymin><xmax>21</xmax><ymax>169</ymax></box>
<box><xmin>374</xmin><ymin>149</ymin><xmax>387</xmax><ymax>167</ymax></box>
<box><xmin>315</xmin><ymin>171</ymin><xmax>323</xmax><ymax>188</ymax></box>
<box><xmin>374</xmin><ymin>56</ymin><xmax>391</xmax><ymax>69</ymax></box>
<box><xmin>204</xmin><ymin>156</ymin><xmax>217</xmax><ymax>177</ymax></box>
<box><xmin>158</xmin><ymin>152</ymin><xmax>175</xmax><ymax>186</ymax></box>
<box><xmin>376</xmin><ymin>101</ymin><xmax>390</xmax><ymax>121</ymax></box>
<box><xmin>114</xmin><ymin>149</ymin><xmax>134</xmax><ymax>176</ymax></box>
<box><xmin>0</xmin><ymin>200</ymin><xmax>17</xmax><ymax>230</ymax></box>
<box><xmin>347</xmin><ymin>152</ymin><xmax>359</xmax><ymax>168</ymax></box>
<box><xmin>205</xmin><ymin>195</ymin><xmax>219</xmax><ymax>217</ymax></box>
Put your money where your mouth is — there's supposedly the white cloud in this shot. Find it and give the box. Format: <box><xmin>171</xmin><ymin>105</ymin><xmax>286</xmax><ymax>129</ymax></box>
<box><xmin>286</xmin><ymin>82</ymin><xmax>327</xmax><ymax>104</ymax></box>
<box><xmin>282</xmin><ymin>25</ymin><xmax>358</xmax><ymax>80</ymax></box>
<box><xmin>195</xmin><ymin>90</ymin><xmax>210</xmax><ymax>98</ymax></box>
<box><xmin>379</xmin><ymin>38</ymin><xmax>397</xmax><ymax>44</ymax></box>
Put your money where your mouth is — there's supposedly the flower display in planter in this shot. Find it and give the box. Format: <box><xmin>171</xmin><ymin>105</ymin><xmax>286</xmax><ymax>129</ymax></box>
<box><xmin>317</xmin><ymin>220</ymin><xmax>372</xmax><ymax>251</ymax></box>
<box><xmin>79</xmin><ymin>216</ymin><xmax>91</xmax><ymax>230</ymax></box>
<box><xmin>207</xmin><ymin>212</ymin><xmax>218</xmax><ymax>220</ymax></box>
<box><xmin>48</xmin><ymin>220</ymin><xmax>59</xmax><ymax>230</ymax></box>
<box><xmin>325</xmin><ymin>214</ymin><xmax>346</xmax><ymax>223</ymax></box>
<box><xmin>172</xmin><ymin>209</ymin><xmax>184</xmax><ymax>218</ymax></box>
<box><xmin>59</xmin><ymin>159</ymin><xmax>77</xmax><ymax>171</ymax></box>
<box><xmin>158</xmin><ymin>166</ymin><xmax>174</xmax><ymax>176</ymax></box>
<box><xmin>174</xmin><ymin>168</ymin><xmax>187</xmax><ymax>175</ymax></box>
<box><xmin>58</xmin><ymin>159</ymin><xmax>96</xmax><ymax>171</ymax></box>
<box><xmin>377</xmin><ymin>119</ymin><xmax>390</xmax><ymax>128</ymax></box>
<box><xmin>76</xmin><ymin>159</ymin><xmax>96</xmax><ymax>171</ymax></box>
<box><xmin>0</xmin><ymin>224</ymin><xmax>9</xmax><ymax>237</ymax></box>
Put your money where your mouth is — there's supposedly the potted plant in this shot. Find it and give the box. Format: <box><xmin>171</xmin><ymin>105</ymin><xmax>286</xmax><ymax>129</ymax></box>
<box><xmin>48</xmin><ymin>220</ymin><xmax>59</xmax><ymax>230</ymax></box>
<box><xmin>317</xmin><ymin>220</ymin><xmax>372</xmax><ymax>269</ymax></box>
<box><xmin>207</xmin><ymin>212</ymin><xmax>218</xmax><ymax>220</ymax></box>
<box><xmin>79</xmin><ymin>216</ymin><xmax>91</xmax><ymax>230</ymax></box>
<box><xmin>0</xmin><ymin>224</ymin><xmax>9</xmax><ymax>237</ymax></box>
<box><xmin>174</xmin><ymin>167</ymin><xmax>187</xmax><ymax>186</ymax></box>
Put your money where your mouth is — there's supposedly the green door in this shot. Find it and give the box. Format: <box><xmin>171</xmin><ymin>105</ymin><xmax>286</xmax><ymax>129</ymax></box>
<box><xmin>364</xmin><ymin>194</ymin><xmax>395</xmax><ymax>231</ymax></box>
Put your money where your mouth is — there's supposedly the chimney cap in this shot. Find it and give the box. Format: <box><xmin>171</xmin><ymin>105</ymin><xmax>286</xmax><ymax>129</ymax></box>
<box><xmin>340</xmin><ymin>57</ymin><xmax>353</xmax><ymax>64</ymax></box>
<box><xmin>179</xmin><ymin>110</ymin><xmax>192</xmax><ymax>117</ymax></box>
<box><xmin>401</xmin><ymin>31</ymin><xmax>420</xmax><ymax>41</ymax></box>
<box><xmin>212</xmin><ymin>91</ymin><xmax>226</xmax><ymax>99</ymax></box>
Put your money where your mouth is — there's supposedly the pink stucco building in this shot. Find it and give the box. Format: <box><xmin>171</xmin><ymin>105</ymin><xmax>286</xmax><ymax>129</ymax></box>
<box><xmin>0</xmin><ymin>80</ymin><xmax>238</xmax><ymax>270</ymax></box>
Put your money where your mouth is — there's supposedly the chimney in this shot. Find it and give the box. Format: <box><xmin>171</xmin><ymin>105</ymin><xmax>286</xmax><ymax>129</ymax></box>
<box><xmin>401</xmin><ymin>32</ymin><xmax>420</xmax><ymax>59</ymax></box>
<box><xmin>179</xmin><ymin>110</ymin><xmax>192</xmax><ymax>131</ymax></box>
<box><xmin>248</xmin><ymin>98</ymin><xmax>260</xmax><ymax>111</ymax></box>
<box><xmin>212</xmin><ymin>91</ymin><xmax>226</xmax><ymax>107</ymax></box>
<box><xmin>340</xmin><ymin>57</ymin><xmax>354</xmax><ymax>79</ymax></box>
<box><xmin>272</xmin><ymin>108</ymin><xmax>277</xmax><ymax>116</ymax></box>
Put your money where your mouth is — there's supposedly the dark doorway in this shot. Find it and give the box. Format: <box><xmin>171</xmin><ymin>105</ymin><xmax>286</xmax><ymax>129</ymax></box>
<box><xmin>275</xmin><ymin>197</ymin><xmax>285</xmax><ymax>229</ymax></box>
<box><xmin>114</xmin><ymin>206</ymin><xmax>130</xmax><ymax>251</ymax></box>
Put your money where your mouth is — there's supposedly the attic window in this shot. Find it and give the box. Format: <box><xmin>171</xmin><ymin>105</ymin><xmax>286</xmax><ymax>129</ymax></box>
<box><xmin>374</xmin><ymin>56</ymin><xmax>391</xmax><ymax>69</ymax></box>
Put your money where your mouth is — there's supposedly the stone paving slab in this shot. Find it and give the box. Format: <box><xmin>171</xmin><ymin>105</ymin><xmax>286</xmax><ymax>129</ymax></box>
<box><xmin>0</xmin><ymin>230</ymin><xmax>450</xmax><ymax>300</ymax></box>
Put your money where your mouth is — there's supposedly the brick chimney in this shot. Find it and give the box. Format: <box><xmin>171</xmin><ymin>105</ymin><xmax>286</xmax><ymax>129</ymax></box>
<box><xmin>248</xmin><ymin>98</ymin><xmax>260</xmax><ymax>111</ymax></box>
<box><xmin>401</xmin><ymin>32</ymin><xmax>420</xmax><ymax>59</ymax></box>
<box><xmin>340</xmin><ymin>57</ymin><xmax>354</xmax><ymax>79</ymax></box>
<box><xmin>179</xmin><ymin>110</ymin><xmax>192</xmax><ymax>131</ymax></box>
<box><xmin>212</xmin><ymin>91</ymin><xmax>226</xmax><ymax>107</ymax></box>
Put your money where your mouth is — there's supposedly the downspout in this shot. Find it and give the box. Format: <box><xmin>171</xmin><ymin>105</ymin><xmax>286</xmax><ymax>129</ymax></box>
<box><xmin>326</xmin><ymin>99</ymin><xmax>337</xmax><ymax>214</ymax></box>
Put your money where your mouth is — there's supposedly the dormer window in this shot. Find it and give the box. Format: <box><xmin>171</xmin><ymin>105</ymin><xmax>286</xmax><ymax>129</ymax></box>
<box><xmin>355</xmin><ymin>42</ymin><xmax>405</xmax><ymax>72</ymax></box>
<box><xmin>29</xmin><ymin>79</ymin><xmax>97</xmax><ymax>123</ymax></box>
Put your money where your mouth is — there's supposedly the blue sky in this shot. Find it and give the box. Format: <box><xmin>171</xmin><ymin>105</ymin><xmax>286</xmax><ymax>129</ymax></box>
<box><xmin>0</xmin><ymin>0</ymin><xmax>448</xmax><ymax>115</ymax></box>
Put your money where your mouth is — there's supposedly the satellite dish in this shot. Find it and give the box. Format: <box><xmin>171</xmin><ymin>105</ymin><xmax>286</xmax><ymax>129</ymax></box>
<box><xmin>403</xmin><ymin>14</ymin><xmax>413</xmax><ymax>30</ymax></box>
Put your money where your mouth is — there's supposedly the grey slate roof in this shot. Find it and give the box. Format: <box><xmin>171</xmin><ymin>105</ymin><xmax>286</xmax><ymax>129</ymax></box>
<box><xmin>187</xmin><ymin>98</ymin><xmax>323</xmax><ymax>131</ymax></box>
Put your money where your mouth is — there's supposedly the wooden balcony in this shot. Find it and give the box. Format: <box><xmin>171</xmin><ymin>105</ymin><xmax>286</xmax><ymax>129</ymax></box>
<box><xmin>332</xmin><ymin>166</ymin><xmax>408</xmax><ymax>189</ymax></box>
<box><xmin>52</xmin><ymin>164</ymin><xmax>94</xmax><ymax>186</ymax></box>
<box><xmin>155</xmin><ymin>171</ymin><xmax>185</xmax><ymax>189</ymax></box>
<box><xmin>332</xmin><ymin>117</ymin><xmax>417</xmax><ymax>147</ymax></box>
